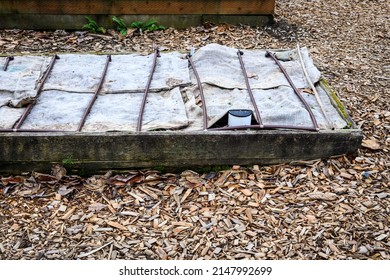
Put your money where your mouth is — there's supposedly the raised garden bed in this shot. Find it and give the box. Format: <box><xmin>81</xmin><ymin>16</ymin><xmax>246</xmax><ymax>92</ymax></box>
<box><xmin>0</xmin><ymin>44</ymin><xmax>362</xmax><ymax>173</ymax></box>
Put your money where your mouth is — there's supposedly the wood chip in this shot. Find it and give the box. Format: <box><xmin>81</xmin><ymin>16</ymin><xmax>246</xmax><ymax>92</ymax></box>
<box><xmin>76</xmin><ymin>241</ymin><xmax>113</xmax><ymax>258</ymax></box>
<box><xmin>172</xmin><ymin>222</ymin><xmax>193</xmax><ymax>227</ymax></box>
<box><xmin>307</xmin><ymin>192</ymin><xmax>338</xmax><ymax>201</ymax></box>
<box><xmin>240</xmin><ymin>189</ymin><xmax>253</xmax><ymax>196</ymax></box>
<box><xmin>362</xmin><ymin>139</ymin><xmax>381</xmax><ymax>150</ymax></box>
<box><xmin>61</xmin><ymin>206</ymin><xmax>76</xmax><ymax>220</ymax></box>
<box><xmin>172</xmin><ymin>226</ymin><xmax>190</xmax><ymax>235</ymax></box>
<box><xmin>375</xmin><ymin>234</ymin><xmax>388</xmax><ymax>241</ymax></box>
<box><xmin>106</xmin><ymin>221</ymin><xmax>128</xmax><ymax>231</ymax></box>
<box><xmin>245</xmin><ymin>208</ymin><xmax>253</xmax><ymax>223</ymax></box>
<box><xmin>127</xmin><ymin>192</ymin><xmax>145</xmax><ymax>203</ymax></box>
<box><xmin>180</xmin><ymin>188</ymin><xmax>192</xmax><ymax>203</ymax></box>
<box><xmin>340</xmin><ymin>172</ymin><xmax>353</xmax><ymax>180</ymax></box>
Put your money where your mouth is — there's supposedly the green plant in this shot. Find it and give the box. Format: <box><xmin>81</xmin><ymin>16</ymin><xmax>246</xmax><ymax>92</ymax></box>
<box><xmin>131</xmin><ymin>19</ymin><xmax>166</xmax><ymax>32</ymax></box>
<box><xmin>112</xmin><ymin>16</ymin><xmax>165</xmax><ymax>35</ymax></box>
<box><xmin>153</xmin><ymin>165</ymin><xmax>167</xmax><ymax>173</ymax></box>
<box><xmin>112</xmin><ymin>16</ymin><xmax>128</xmax><ymax>36</ymax></box>
<box><xmin>82</xmin><ymin>16</ymin><xmax>106</xmax><ymax>34</ymax></box>
<box><xmin>62</xmin><ymin>157</ymin><xmax>74</xmax><ymax>170</ymax></box>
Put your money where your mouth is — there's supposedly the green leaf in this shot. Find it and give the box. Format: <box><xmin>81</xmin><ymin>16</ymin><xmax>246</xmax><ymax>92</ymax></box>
<box><xmin>143</xmin><ymin>20</ymin><xmax>157</xmax><ymax>28</ymax></box>
<box><xmin>112</xmin><ymin>16</ymin><xmax>129</xmax><ymax>34</ymax></box>
<box><xmin>82</xmin><ymin>16</ymin><xmax>106</xmax><ymax>33</ymax></box>
<box><xmin>112</xmin><ymin>16</ymin><xmax>125</xmax><ymax>27</ymax></box>
<box><xmin>98</xmin><ymin>27</ymin><xmax>107</xmax><ymax>34</ymax></box>
<box><xmin>130</xmin><ymin>21</ymin><xmax>143</xmax><ymax>29</ymax></box>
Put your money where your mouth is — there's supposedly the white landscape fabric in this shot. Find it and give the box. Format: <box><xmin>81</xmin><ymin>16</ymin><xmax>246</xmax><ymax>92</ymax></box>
<box><xmin>0</xmin><ymin>44</ymin><xmax>348</xmax><ymax>131</ymax></box>
<box><xmin>186</xmin><ymin>44</ymin><xmax>347</xmax><ymax>129</ymax></box>
<box><xmin>102</xmin><ymin>52</ymin><xmax>191</xmax><ymax>93</ymax></box>
<box><xmin>0</xmin><ymin>55</ymin><xmax>50</xmax><ymax>106</ymax></box>
<box><xmin>191</xmin><ymin>44</ymin><xmax>321</xmax><ymax>90</ymax></box>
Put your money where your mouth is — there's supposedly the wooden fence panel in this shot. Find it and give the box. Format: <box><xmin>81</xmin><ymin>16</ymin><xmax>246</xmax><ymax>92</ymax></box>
<box><xmin>0</xmin><ymin>0</ymin><xmax>275</xmax><ymax>15</ymax></box>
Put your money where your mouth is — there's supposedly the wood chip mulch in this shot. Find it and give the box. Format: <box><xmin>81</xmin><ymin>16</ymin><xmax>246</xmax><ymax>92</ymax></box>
<box><xmin>0</xmin><ymin>0</ymin><xmax>389</xmax><ymax>259</ymax></box>
<box><xmin>1</xmin><ymin>159</ymin><xmax>389</xmax><ymax>260</ymax></box>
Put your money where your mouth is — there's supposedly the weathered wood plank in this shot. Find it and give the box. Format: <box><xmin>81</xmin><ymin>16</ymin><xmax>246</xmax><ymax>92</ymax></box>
<box><xmin>0</xmin><ymin>14</ymin><xmax>273</xmax><ymax>30</ymax></box>
<box><xmin>0</xmin><ymin>130</ymin><xmax>362</xmax><ymax>174</ymax></box>
<box><xmin>0</xmin><ymin>0</ymin><xmax>275</xmax><ymax>15</ymax></box>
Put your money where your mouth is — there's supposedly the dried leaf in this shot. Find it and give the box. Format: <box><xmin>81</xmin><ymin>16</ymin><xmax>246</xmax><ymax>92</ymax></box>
<box><xmin>107</xmin><ymin>173</ymin><xmax>143</xmax><ymax>186</ymax></box>
<box><xmin>1</xmin><ymin>176</ymin><xmax>24</xmax><ymax>186</ymax></box>
<box><xmin>33</xmin><ymin>172</ymin><xmax>58</xmax><ymax>182</ymax></box>
<box><xmin>51</xmin><ymin>164</ymin><xmax>67</xmax><ymax>179</ymax></box>
<box><xmin>57</xmin><ymin>186</ymin><xmax>74</xmax><ymax>196</ymax></box>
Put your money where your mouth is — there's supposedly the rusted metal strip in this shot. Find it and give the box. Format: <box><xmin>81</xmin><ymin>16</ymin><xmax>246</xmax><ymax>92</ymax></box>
<box><xmin>265</xmin><ymin>51</ymin><xmax>320</xmax><ymax>131</ymax></box>
<box><xmin>237</xmin><ymin>50</ymin><xmax>263</xmax><ymax>128</ymax></box>
<box><xmin>77</xmin><ymin>55</ymin><xmax>111</xmax><ymax>132</ymax></box>
<box><xmin>13</xmin><ymin>55</ymin><xmax>59</xmax><ymax>129</ymax></box>
<box><xmin>137</xmin><ymin>48</ymin><xmax>160</xmax><ymax>132</ymax></box>
<box><xmin>187</xmin><ymin>53</ymin><xmax>208</xmax><ymax>130</ymax></box>
<box><xmin>209</xmin><ymin>124</ymin><xmax>318</xmax><ymax>132</ymax></box>
<box><xmin>3</xmin><ymin>56</ymin><xmax>14</xmax><ymax>71</ymax></box>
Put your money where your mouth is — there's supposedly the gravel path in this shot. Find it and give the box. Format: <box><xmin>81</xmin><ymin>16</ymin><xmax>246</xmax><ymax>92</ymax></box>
<box><xmin>0</xmin><ymin>0</ymin><xmax>389</xmax><ymax>260</ymax></box>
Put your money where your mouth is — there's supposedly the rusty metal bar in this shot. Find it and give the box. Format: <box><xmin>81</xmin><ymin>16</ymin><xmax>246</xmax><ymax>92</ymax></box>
<box><xmin>265</xmin><ymin>51</ymin><xmax>320</xmax><ymax>131</ymax></box>
<box><xmin>3</xmin><ymin>56</ymin><xmax>14</xmax><ymax>71</ymax></box>
<box><xmin>237</xmin><ymin>50</ymin><xmax>263</xmax><ymax>128</ymax></box>
<box><xmin>209</xmin><ymin>124</ymin><xmax>318</xmax><ymax>132</ymax></box>
<box><xmin>187</xmin><ymin>54</ymin><xmax>208</xmax><ymax>130</ymax></box>
<box><xmin>137</xmin><ymin>48</ymin><xmax>160</xmax><ymax>132</ymax></box>
<box><xmin>77</xmin><ymin>55</ymin><xmax>111</xmax><ymax>132</ymax></box>
<box><xmin>13</xmin><ymin>55</ymin><xmax>59</xmax><ymax>129</ymax></box>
